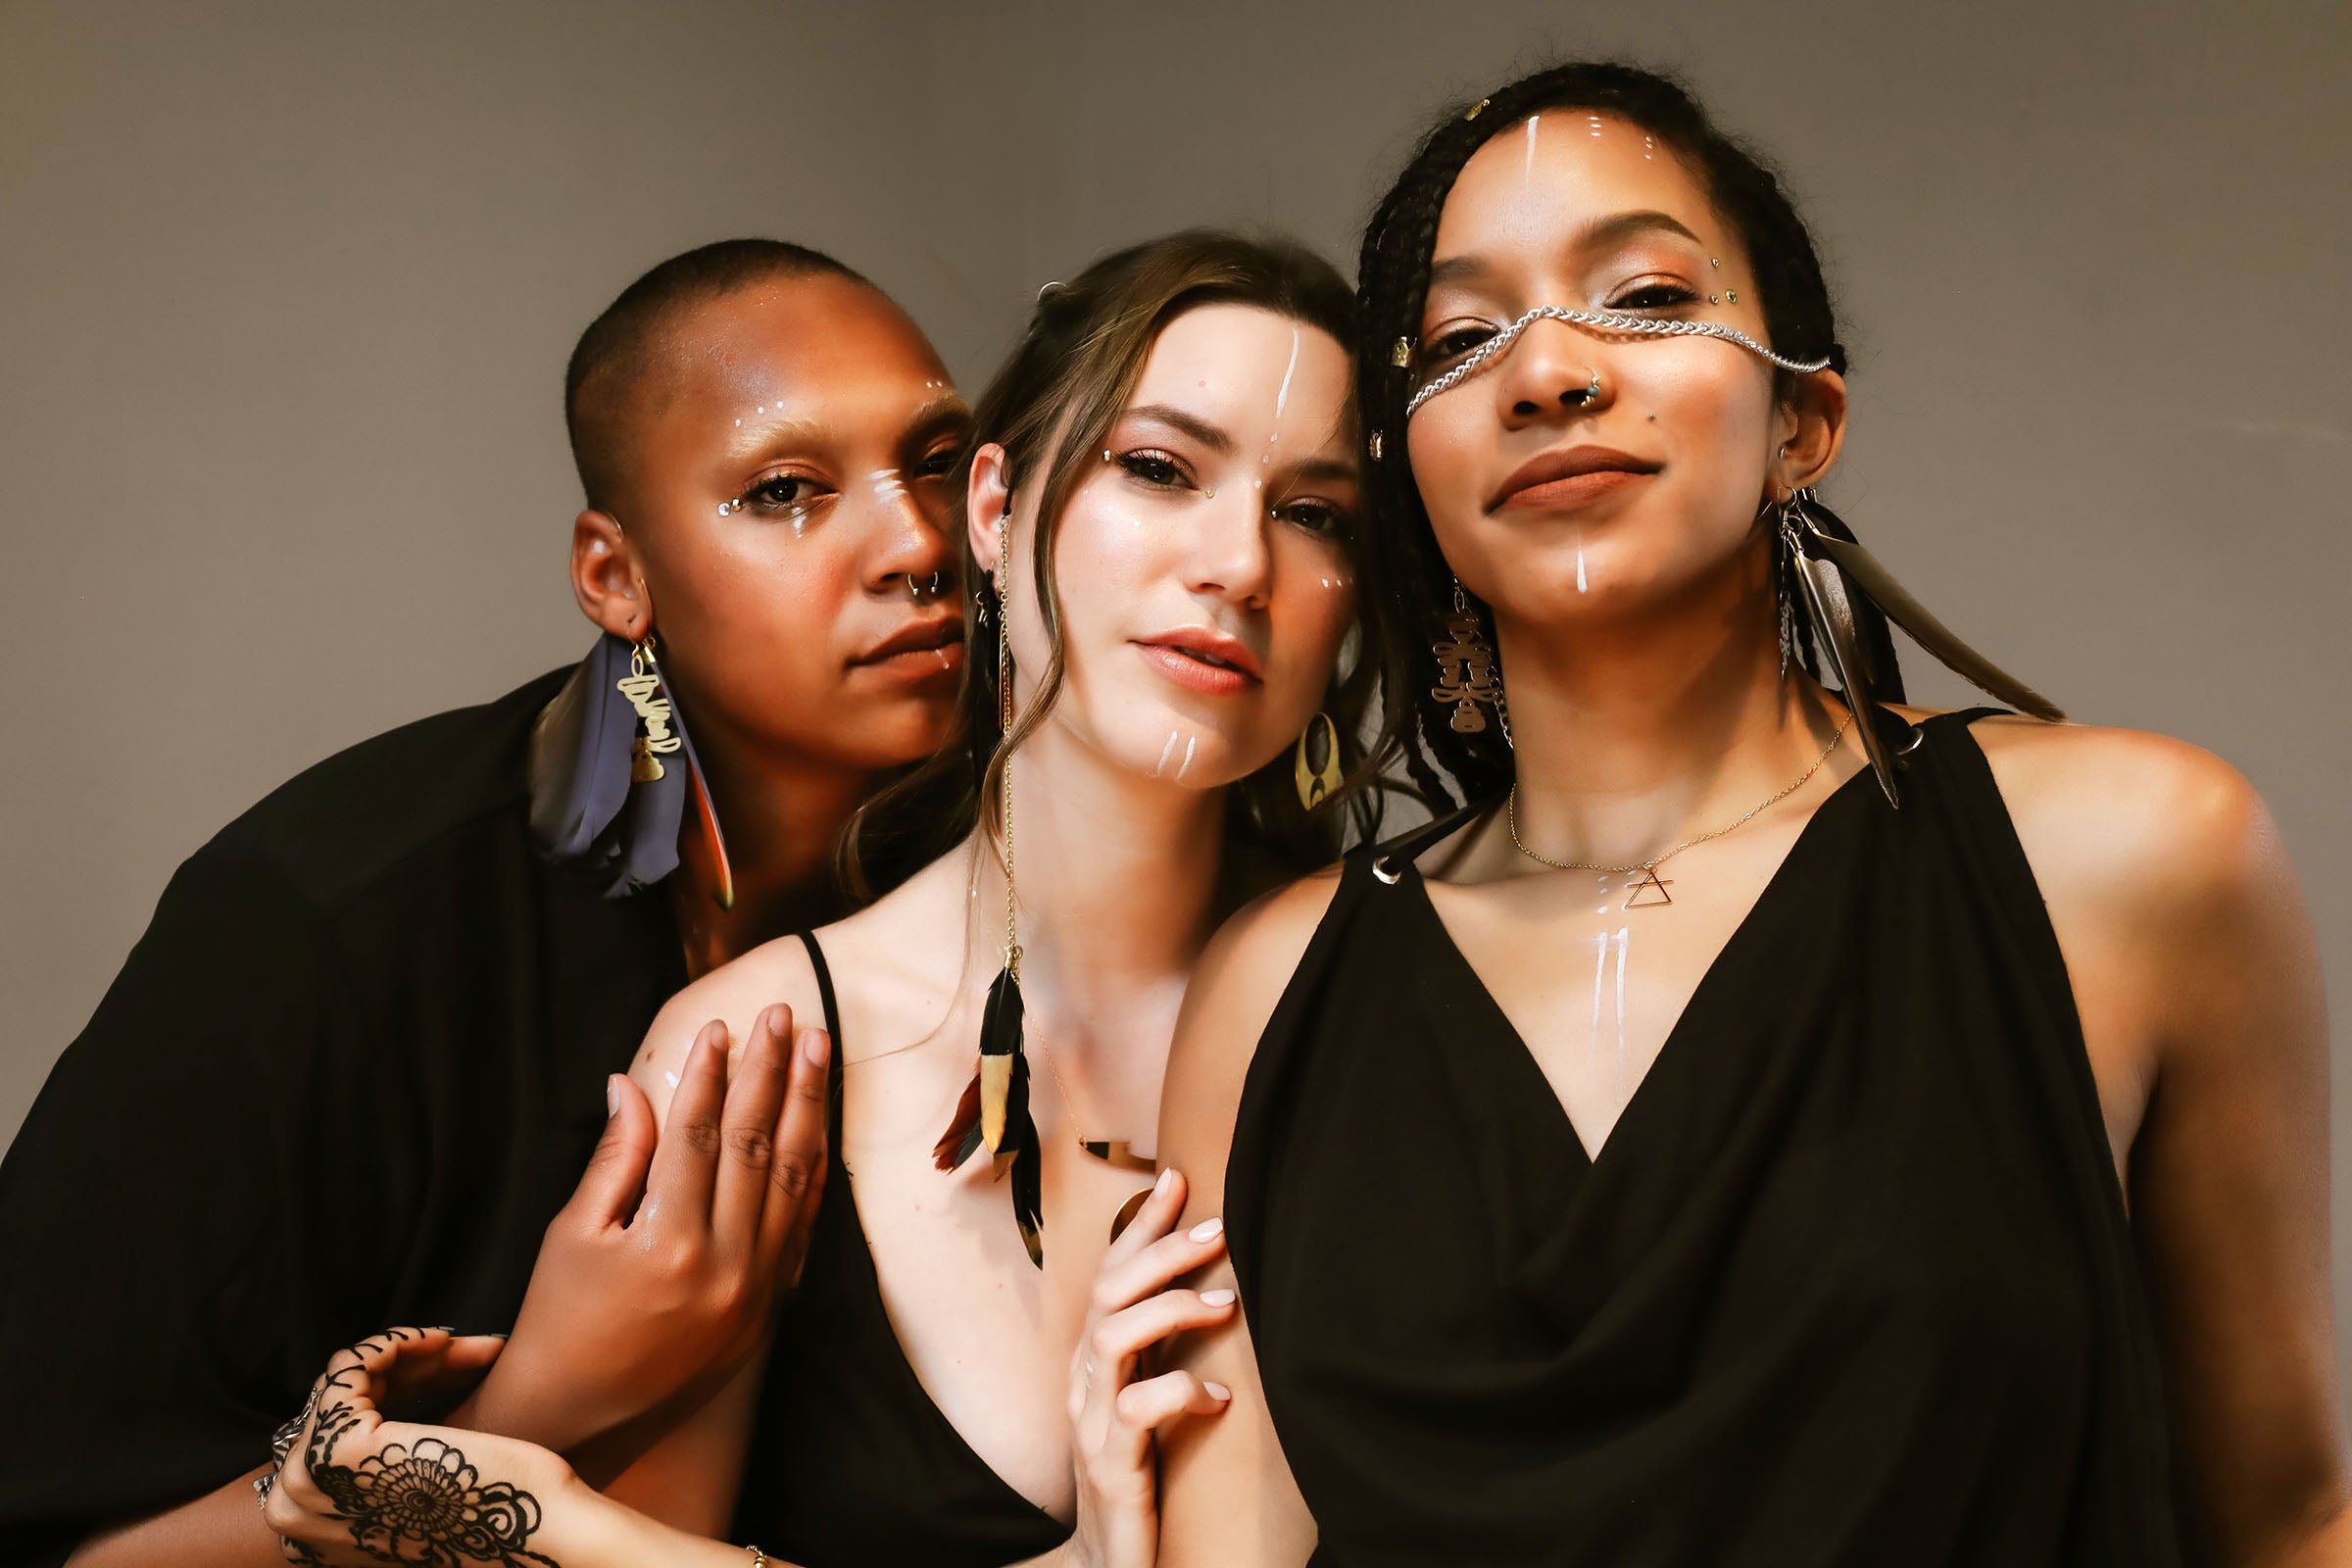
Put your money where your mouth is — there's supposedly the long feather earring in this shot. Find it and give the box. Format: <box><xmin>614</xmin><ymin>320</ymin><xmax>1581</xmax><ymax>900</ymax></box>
<box><xmin>1779</xmin><ymin>487</ymin><xmax>2063</xmax><ymax>806</ymax></box>
<box><xmin>931</xmin><ymin>521</ymin><xmax>1046</xmax><ymax>1266</ymax></box>
<box><xmin>528</xmin><ymin>628</ymin><xmax>735</xmax><ymax>905</ymax></box>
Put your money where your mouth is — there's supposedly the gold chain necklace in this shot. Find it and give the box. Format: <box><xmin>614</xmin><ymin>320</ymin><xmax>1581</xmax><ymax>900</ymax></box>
<box><xmin>1505</xmin><ymin>716</ymin><xmax>1850</xmax><ymax>908</ymax></box>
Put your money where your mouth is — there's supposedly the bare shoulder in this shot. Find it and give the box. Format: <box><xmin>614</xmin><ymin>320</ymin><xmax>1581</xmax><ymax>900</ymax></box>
<box><xmin>1158</xmin><ymin>864</ymin><xmax>1348</xmax><ymax>1190</ymax></box>
<box><xmin>630</xmin><ymin>928</ymin><xmax>825</xmax><ymax>1122</ymax></box>
<box><xmin>1962</xmin><ymin>714</ymin><xmax>2289</xmax><ymax>919</ymax></box>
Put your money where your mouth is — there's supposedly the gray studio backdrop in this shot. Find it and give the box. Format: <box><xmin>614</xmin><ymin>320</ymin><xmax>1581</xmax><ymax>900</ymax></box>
<box><xmin>5</xmin><ymin>0</ymin><xmax>2347</xmax><ymax>1384</ymax></box>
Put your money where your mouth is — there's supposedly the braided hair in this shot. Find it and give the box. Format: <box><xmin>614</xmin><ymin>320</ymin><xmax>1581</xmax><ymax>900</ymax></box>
<box><xmin>1354</xmin><ymin>61</ymin><xmax>1899</xmax><ymax>808</ymax></box>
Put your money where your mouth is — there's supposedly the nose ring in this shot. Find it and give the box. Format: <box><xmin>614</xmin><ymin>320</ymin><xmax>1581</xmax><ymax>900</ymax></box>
<box><xmin>1566</xmin><ymin>367</ymin><xmax>1601</xmax><ymax>408</ymax></box>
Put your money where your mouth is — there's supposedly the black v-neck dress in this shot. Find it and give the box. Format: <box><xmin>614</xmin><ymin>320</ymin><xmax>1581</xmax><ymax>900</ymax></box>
<box><xmin>1224</xmin><ymin>711</ymin><xmax>2180</xmax><ymax>1566</ymax></box>
<box><xmin>728</xmin><ymin>932</ymin><xmax>1073</xmax><ymax>1567</ymax></box>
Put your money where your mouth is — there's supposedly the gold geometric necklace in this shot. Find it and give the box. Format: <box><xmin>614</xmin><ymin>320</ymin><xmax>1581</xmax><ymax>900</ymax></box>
<box><xmin>1505</xmin><ymin>716</ymin><xmax>1851</xmax><ymax>909</ymax></box>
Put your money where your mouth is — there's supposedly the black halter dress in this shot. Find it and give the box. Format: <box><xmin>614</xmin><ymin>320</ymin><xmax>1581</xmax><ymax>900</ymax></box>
<box><xmin>1224</xmin><ymin>710</ymin><xmax>2180</xmax><ymax>1566</ymax></box>
<box><xmin>727</xmin><ymin>932</ymin><xmax>1073</xmax><ymax>1567</ymax></box>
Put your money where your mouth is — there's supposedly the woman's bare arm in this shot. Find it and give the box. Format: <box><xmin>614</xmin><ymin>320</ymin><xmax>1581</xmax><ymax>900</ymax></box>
<box><xmin>1988</xmin><ymin>720</ymin><xmax>2350</xmax><ymax>1565</ymax></box>
<box><xmin>1152</xmin><ymin>872</ymin><xmax>1341</xmax><ymax>1568</ymax></box>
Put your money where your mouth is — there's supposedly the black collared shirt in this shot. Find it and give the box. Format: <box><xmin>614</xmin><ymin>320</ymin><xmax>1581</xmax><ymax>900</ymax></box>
<box><xmin>0</xmin><ymin>668</ymin><xmax>686</xmax><ymax>1566</ymax></box>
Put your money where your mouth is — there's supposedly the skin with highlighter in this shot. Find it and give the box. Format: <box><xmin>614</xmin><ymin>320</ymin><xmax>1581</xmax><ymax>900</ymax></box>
<box><xmin>262</xmin><ymin>274</ymin><xmax>1365</xmax><ymax>1568</ymax></box>
<box><xmin>1149</xmin><ymin>103</ymin><xmax>2345</xmax><ymax>1565</ymax></box>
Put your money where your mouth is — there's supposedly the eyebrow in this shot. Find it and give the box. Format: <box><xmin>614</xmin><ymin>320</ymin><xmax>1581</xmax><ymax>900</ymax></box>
<box><xmin>1120</xmin><ymin>405</ymin><xmax>1236</xmax><ymax>455</ymax></box>
<box><xmin>1427</xmin><ymin>209</ymin><xmax>1710</xmax><ymax>292</ymax></box>
<box><xmin>901</xmin><ymin>394</ymin><xmax>973</xmax><ymax>443</ymax></box>
<box><xmin>1288</xmin><ymin>456</ymin><xmax>1360</xmax><ymax>487</ymax></box>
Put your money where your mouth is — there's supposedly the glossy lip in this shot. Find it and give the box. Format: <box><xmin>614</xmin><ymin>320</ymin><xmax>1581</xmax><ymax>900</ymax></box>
<box><xmin>1136</xmin><ymin>624</ymin><xmax>1264</xmax><ymax>681</ymax></box>
<box><xmin>1489</xmin><ymin>444</ymin><xmax>1662</xmax><ymax>513</ymax></box>
<box><xmin>854</xmin><ymin>612</ymin><xmax>964</xmax><ymax>667</ymax></box>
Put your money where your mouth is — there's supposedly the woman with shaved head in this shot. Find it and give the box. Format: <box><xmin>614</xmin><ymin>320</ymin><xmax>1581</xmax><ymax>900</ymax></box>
<box><xmin>0</xmin><ymin>238</ymin><xmax>971</xmax><ymax>1567</ymax></box>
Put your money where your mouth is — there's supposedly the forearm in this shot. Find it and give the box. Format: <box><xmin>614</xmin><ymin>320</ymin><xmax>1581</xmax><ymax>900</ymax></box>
<box><xmin>531</xmin><ymin>1476</ymin><xmax>805</xmax><ymax>1568</ymax></box>
<box><xmin>65</xmin><ymin>1468</ymin><xmax>285</xmax><ymax>1568</ymax></box>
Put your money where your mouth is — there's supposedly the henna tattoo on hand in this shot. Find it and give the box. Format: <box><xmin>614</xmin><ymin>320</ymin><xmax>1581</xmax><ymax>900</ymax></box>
<box><xmin>288</xmin><ymin>1329</ymin><xmax>562</xmax><ymax>1568</ymax></box>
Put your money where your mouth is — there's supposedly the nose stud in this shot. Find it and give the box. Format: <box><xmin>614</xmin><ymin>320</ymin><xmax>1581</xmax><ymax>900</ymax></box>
<box><xmin>1565</xmin><ymin>367</ymin><xmax>1602</xmax><ymax>407</ymax></box>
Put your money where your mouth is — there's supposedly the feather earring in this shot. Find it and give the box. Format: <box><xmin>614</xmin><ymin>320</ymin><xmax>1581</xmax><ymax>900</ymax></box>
<box><xmin>931</xmin><ymin>519</ymin><xmax>1046</xmax><ymax>1266</ymax></box>
<box><xmin>527</xmin><ymin>630</ymin><xmax>734</xmax><ymax>904</ymax></box>
<box><xmin>1779</xmin><ymin>489</ymin><xmax>2063</xmax><ymax>806</ymax></box>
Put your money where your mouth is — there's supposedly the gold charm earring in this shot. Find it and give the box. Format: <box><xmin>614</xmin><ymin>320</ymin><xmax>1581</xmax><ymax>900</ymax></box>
<box><xmin>1431</xmin><ymin>581</ymin><xmax>1503</xmax><ymax>734</ymax></box>
<box><xmin>1294</xmin><ymin>710</ymin><xmax>1343</xmax><ymax>810</ymax></box>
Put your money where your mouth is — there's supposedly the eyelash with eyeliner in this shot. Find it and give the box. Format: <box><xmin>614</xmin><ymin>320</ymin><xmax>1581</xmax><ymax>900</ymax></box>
<box><xmin>1419</xmin><ymin>277</ymin><xmax>1705</xmax><ymax>370</ymax></box>
<box><xmin>718</xmin><ymin>472</ymin><xmax>828</xmax><ymax>518</ymax></box>
<box><xmin>1112</xmin><ymin>446</ymin><xmax>1351</xmax><ymax>537</ymax></box>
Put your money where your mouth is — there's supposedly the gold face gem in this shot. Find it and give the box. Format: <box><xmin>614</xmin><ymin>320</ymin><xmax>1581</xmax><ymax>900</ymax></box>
<box><xmin>1391</xmin><ymin>336</ymin><xmax>1413</xmax><ymax>367</ymax></box>
<box><xmin>1368</xmin><ymin>431</ymin><xmax>1384</xmax><ymax>461</ymax></box>
<box><xmin>1464</xmin><ymin>97</ymin><xmax>1491</xmax><ymax>121</ymax></box>
<box><xmin>1725</xmin><ymin>289</ymin><xmax>1740</xmax><ymax>303</ymax></box>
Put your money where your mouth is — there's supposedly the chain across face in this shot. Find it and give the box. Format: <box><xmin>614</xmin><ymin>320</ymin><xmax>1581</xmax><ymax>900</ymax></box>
<box><xmin>1401</xmin><ymin>304</ymin><xmax>1832</xmax><ymax>419</ymax></box>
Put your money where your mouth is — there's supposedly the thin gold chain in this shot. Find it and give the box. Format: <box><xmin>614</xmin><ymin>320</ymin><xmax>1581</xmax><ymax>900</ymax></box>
<box><xmin>997</xmin><ymin>527</ymin><xmax>1123</xmax><ymax>1148</ymax></box>
<box><xmin>997</xmin><ymin>529</ymin><xmax>1021</xmax><ymax>985</ymax></box>
<box><xmin>1507</xmin><ymin>716</ymin><xmax>1850</xmax><ymax>876</ymax></box>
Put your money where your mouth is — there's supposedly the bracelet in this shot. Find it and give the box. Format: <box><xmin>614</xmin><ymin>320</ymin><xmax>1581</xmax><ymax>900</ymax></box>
<box><xmin>745</xmin><ymin>1548</ymin><xmax>767</xmax><ymax>1568</ymax></box>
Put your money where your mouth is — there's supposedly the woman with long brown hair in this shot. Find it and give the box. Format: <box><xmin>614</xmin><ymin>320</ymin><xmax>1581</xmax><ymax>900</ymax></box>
<box><xmin>1153</xmin><ymin>62</ymin><xmax>2343</xmax><ymax>1566</ymax></box>
<box><xmin>261</xmin><ymin>229</ymin><xmax>1379</xmax><ymax>1568</ymax></box>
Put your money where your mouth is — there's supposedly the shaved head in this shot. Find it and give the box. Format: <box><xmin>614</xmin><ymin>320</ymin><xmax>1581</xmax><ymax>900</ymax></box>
<box><xmin>564</xmin><ymin>237</ymin><xmax>877</xmax><ymax>515</ymax></box>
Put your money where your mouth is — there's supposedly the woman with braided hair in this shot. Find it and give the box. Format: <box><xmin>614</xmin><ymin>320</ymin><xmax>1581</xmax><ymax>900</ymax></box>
<box><xmin>1152</xmin><ymin>61</ymin><xmax>2344</xmax><ymax>1566</ymax></box>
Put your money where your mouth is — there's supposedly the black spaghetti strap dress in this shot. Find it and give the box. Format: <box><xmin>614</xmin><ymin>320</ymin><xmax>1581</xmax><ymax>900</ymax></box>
<box><xmin>1224</xmin><ymin>710</ymin><xmax>2180</xmax><ymax>1566</ymax></box>
<box><xmin>727</xmin><ymin>932</ymin><xmax>1072</xmax><ymax>1567</ymax></box>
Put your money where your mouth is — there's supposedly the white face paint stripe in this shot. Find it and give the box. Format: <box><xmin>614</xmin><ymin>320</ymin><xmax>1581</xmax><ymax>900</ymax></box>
<box><xmin>1271</xmin><ymin>325</ymin><xmax>1300</xmax><ymax>422</ymax></box>
<box><xmin>1176</xmin><ymin>734</ymin><xmax>1198</xmax><ymax>780</ymax></box>
<box><xmin>1152</xmin><ymin>731</ymin><xmax>1181</xmax><ymax>778</ymax></box>
<box><xmin>867</xmin><ymin>467</ymin><xmax>908</xmax><ymax>505</ymax></box>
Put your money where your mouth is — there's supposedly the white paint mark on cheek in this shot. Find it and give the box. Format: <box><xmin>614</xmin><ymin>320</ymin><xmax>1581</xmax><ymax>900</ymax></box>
<box><xmin>868</xmin><ymin>467</ymin><xmax>907</xmax><ymax>506</ymax></box>
<box><xmin>1152</xmin><ymin>730</ymin><xmax>1181</xmax><ymax>778</ymax></box>
<box><xmin>1176</xmin><ymin>733</ymin><xmax>1198</xmax><ymax>780</ymax></box>
<box><xmin>1577</xmin><ymin>523</ymin><xmax>1590</xmax><ymax>593</ymax></box>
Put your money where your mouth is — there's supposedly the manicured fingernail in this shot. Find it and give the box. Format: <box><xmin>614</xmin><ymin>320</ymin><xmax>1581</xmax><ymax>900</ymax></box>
<box><xmin>606</xmin><ymin>1074</ymin><xmax>621</xmax><ymax>1116</ymax></box>
<box><xmin>428</xmin><ymin>1325</ymin><xmax>457</xmax><ymax>1333</ymax></box>
<box><xmin>766</xmin><ymin>1004</ymin><xmax>790</xmax><ymax>1037</ymax></box>
<box><xmin>1153</xmin><ymin>1166</ymin><xmax>1177</xmax><ymax>1198</ymax></box>
<box><xmin>1205</xmin><ymin>1381</ymin><xmax>1232</xmax><ymax>1400</ymax></box>
<box><xmin>1189</xmin><ymin>1217</ymin><xmax>1224</xmax><ymax>1243</ymax></box>
<box><xmin>1200</xmin><ymin>1289</ymin><xmax>1236</xmax><ymax>1307</ymax></box>
<box><xmin>801</xmin><ymin>1028</ymin><xmax>830</xmax><ymax>1066</ymax></box>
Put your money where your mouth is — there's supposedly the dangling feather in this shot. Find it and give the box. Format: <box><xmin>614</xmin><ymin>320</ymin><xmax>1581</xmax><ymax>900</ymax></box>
<box><xmin>1788</xmin><ymin>529</ymin><xmax>1904</xmax><ymax>807</ymax></box>
<box><xmin>527</xmin><ymin>631</ymin><xmax>736</xmax><ymax>904</ymax></box>
<box><xmin>932</xmin><ymin>1072</ymin><xmax>985</xmax><ymax>1172</ymax></box>
<box><xmin>1794</xmin><ymin>498</ymin><xmax>2065</xmax><ymax>724</ymax></box>
<box><xmin>929</xmin><ymin>966</ymin><xmax>1046</xmax><ymax>1265</ymax></box>
<box><xmin>975</xmin><ymin>965</ymin><xmax>1026</xmax><ymax>1153</ymax></box>
<box><xmin>668</xmin><ymin>706</ymin><xmax>736</xmax><ymax>911</ymax></box>
<box><xmin>1003</xmin><ymin>1048</ymin><xmax>1043</xmax><ymax>1267</ymax></box>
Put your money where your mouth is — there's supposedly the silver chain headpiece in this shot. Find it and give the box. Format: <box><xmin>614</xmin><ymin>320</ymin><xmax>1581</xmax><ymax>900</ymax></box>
<box><xmin>1402</xmin><ymin>305</ymin><xmax>1832</xmax><ymax>418</ymax></box>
